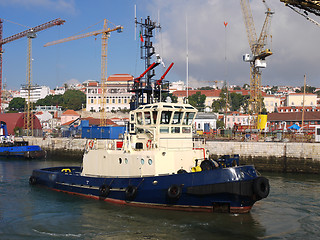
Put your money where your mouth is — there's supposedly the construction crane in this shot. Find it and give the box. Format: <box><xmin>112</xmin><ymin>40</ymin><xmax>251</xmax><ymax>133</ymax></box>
<box><xmin>240</xmin><ymin>0</ymin><xmax>274</xmax><ymax>118</ymax></box>
<box><xmin>280</xmin><ymin>0</ymin><xmax>320</xmax><ymax>26</ymax></box>
<box><xmin>0</xmin><ymin>18</ymin><xmax>65</xmax><ymax>136</ymax></box>
<box><xmin>44</xmin><ymin>19</ymin><xmax>123</xmax><ymax>126</ymax></box>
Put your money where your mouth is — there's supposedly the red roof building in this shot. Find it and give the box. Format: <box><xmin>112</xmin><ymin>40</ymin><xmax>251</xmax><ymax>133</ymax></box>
<box><xmin>0</xmin><ymin>113</ymin><xmax>42</xmax><ymax>135</ymax></box>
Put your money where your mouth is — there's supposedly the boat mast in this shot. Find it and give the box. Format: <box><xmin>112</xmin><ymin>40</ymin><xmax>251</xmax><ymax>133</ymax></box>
<box><xmin>131</xmin><ymin>16</ymin><xmax>165</xmax><ymax>110</ymax></box>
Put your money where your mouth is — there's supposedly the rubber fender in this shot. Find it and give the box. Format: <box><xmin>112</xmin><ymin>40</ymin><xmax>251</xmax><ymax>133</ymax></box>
<box><xmin>125</xmin><ymin>185</ymin><xmax>137</xmax><ymax>201</ymax></box>
<box><xmin>167</xmin><ymin>184</ymin><xmax>182</xmax><ymax>200</ymax></box>
<box><xmin>253</xmin><ymin>176</ymin><xmax>270</xmax><ymax>199</ymax></box>
<box><xmin>29</xmin><ymin>176</ymin><xmax>37</xmax><ymax>185</ymax></box>
<box><xmin>99</xmin><ymin>185</ymin><xmax>110</xmax><ymax>197</ymax></box>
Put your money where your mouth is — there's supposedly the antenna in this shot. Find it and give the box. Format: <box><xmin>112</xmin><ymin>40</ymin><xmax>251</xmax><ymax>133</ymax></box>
<box><xmin>186</xmin><ymin>14</ymin><xmax>189</xmax><ymax>102</ymax></box>
<box><xmin>134</xmin><ymin>5</ymin><xmax>137</xmax><ymax>40</ymax></box>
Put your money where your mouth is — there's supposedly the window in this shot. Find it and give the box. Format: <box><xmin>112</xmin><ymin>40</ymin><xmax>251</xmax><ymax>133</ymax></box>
<box><xmin>161</xmin><ymin>111</ymin><xmax>172</xmax><ymax>124</ymax></box>
<box><xmin>137</xmin><ymin>112</ymin><xmax>143</xmax><ymax>125</ymax></box>
<box><xmin>160</xmin><ymin>127</ymin><xmax>169</xmax><ymax>133</ymax></box>
<box><xmin>152</xmin><ymin>111</ymin><xmax>158</xmax><ymax>124</ymax></box>
<box><xmin>144</xmin><ymin>111</ymin><xmax>151</xmax><ymax>125</ymax></box>
<box><xmin>118</xmin><ymin>99</ymin><xmax>121</xmax><ymax>104</ymax></box>
<box><xmin>182</xmin><ymin>127</ymin><xmax>191</xmax><ymax>133</ymax></box>
<box><xmin>172</xmin><ymin>111</ymin><xmax>183</xmax><ymax>124</ymax></box>
<box><xmin>171</xmin><ymin>127</ymin><xmax>180</xmax><ymax>133</ymax></box>
<box><xmin>183</xmin><ymin>112</ymin><xmax>195</xmax><ymax>125</ymax></box>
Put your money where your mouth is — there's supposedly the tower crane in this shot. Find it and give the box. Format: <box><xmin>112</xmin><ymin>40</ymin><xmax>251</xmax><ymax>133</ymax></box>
<box><xmin>240</xmin><ymin>0</ymin><xmax>274</xmax><ymax>118</ymax></box>
<box><xmin>44</xmin><ymin>19</ymin><xmax>123</xmax><ymax>126</ymax></box>
<box><xmin>0</xmin><ymin>18</ymin><xmax>65</xmax><ymax>136</ymax></box>
<box><xmin>280</xmin><ymin>0</ymin><xmax>320</xmax><ymax>26</ymax></box>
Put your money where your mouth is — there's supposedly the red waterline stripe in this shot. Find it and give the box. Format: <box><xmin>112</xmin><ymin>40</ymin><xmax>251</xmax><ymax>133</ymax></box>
<box><xmin>47</xmin><ymin>186</ymin><xmax>253</xmax><ymax>213</ymax></box>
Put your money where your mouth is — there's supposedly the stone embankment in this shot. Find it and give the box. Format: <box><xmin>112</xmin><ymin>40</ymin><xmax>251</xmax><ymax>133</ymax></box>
<box><xmin>25</xmin><ymin>137</ymin><xmax>320</xmax><ymax>174</ymax></box>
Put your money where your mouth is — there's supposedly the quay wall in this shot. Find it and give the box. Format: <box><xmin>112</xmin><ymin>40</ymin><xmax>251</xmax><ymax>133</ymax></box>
<box><xmin>25</xmin><ymin>137</ymin><xmax>320</xmax><ymax>173</ymax></box>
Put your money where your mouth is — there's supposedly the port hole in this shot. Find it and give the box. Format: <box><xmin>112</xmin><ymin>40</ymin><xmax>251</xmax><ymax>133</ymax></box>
<box><xmin>212</xmin><ymin>202</ymin><xmax>230</xmax><ymax>213</ymax></box>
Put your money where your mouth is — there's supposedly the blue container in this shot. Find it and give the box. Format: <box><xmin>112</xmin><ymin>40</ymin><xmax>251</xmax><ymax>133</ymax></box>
<box><xmin>81</xmin><ymin>126</ymin><xmax>125</xmax><ymax>139</ymax></box>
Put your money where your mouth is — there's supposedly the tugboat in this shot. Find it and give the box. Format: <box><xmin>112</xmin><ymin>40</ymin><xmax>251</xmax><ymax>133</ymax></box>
<box><xmin>0</xmin><ymin>121</ymin><xmax>45</xmax><ymax>158</ymax></box>
<box><xmin>29</xmin><ymin>17</ymin><xmax>269</xmax><ymax>213</ymax></box>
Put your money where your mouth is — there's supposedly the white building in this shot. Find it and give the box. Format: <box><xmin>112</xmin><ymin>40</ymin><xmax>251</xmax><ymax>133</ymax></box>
<box><xmin>86</xmin><ymin>74</ymin><xmax>134</xmax><ymax>112</ymax></box>
<box><xmin>20</xmin><ymin>85</ymin><xmax>50</xmax><ymax>102</ymax></box>
<box><xmin>194</xmin><ymin>112</ymin><xmax>217</xmax><ymax>132</ymax></box>
<box><xmin>169</xmin><ymin>81</ymin><xmax>186</xmax><ymax>93</ymax></box>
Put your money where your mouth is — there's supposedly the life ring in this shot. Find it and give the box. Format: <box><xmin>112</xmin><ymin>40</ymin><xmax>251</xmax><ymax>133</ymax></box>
<box><xmin>29</xmin><ymin>176</ymin><xmax>37</xmax><ymax>185</ymax></box>
<box><xmin>253</xmin><ymin>177</ymin><xmax>270</xmax><ymax>199</ymax></box>
<box><xmin>99</xmin><ymin>184</ymin><xmax>110</xmax><ymax>197</ymax></box>
<box><xmin>125</xmin><ymin>185</ymin><xmax>137</xmax><ymax>201</ymax></box>
<box><xmin>167</xmin><ymin>184</ymin><xmax>182</xmax><ymax>200</ymax></box>
<box><xmin>88</xmin><ymin>140</ymin><xmax>94</xmax><ymax>149</ymax></box>
<box><xmin>61</xmin><ymin>168</ymin><xmax>71</xmax><ymax>173</ymax></box>
<box><xmin>146</xmin><ymin>140</ymin><xmax>152</xmax><ymax>149</ymax></box>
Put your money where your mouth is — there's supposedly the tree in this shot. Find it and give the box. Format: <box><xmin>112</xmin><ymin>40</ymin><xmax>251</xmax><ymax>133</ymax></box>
<box><xmin>188</xmin><ymin>91</ymin><xmax>206</xmax><ymax>110</ymax></box>
<box><xmin>8</xmin><ymin>97</ymin><xmax>25</xmax><ymax>112</ymax></box>
<box><xmin>161</xmin><ymin>92</ymin><xmax>178</xmax><ymax>103</ymax></box>
<box><xmin>62</xmin><ymin>90</ymin><xmax>86</xmax><ymax>110</ymax></box>
<box><xmin>35</xmin><ymin>90</ymin><xmax>85</xmax><ymax>110</ymax></box>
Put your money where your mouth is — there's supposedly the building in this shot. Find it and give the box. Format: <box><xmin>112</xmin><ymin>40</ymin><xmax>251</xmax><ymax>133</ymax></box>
<box><xmin>169</xmin><ymin>81</ymin><xmax>186</xmax><ymax>92</ymax></box>
<box><xmin>86</xmin><ymin>74</ymin><xmax>134</xmax><ymax>112</ymax></box>
<box><xmin>61</xmin><ymin>110</ymin><xmax>80</xmax><ymax>125</ymax></box>
<box><xmin>0</xmin><ymin>113</ymin><xmax>42</xmax><ymax>136</ymax></box>
<box><xmin>267</xmin><ymin>111</ymin><xmax>320</xmax><ymax>131</ymax></box>
<box><xmin>285</xmin><ymin>93</ymin><xmax>317</xmax><ymax>107</ymax></box>
<box><xmin>225</xmin><ymin>112</ymin><xmax>251</xmax><ymax>129</ymax></box>
<box><xmin>194</xmin><ymin>112</ymin><xmax>217</xmax><ymax>133</ymax></box>
<box><xmin>263</xmin><ymin>94</ymin><xmax>281</xmax><ymax>113</ymax></box>
<box><xmin>35</xmin><ymin>111</ymin><xmax>53</xmax><ymax>130</ymax></box>
<box><xmin>20</xmin><ymin>85</ymin><xmax>50</xmax><ymax>102</ymax></box>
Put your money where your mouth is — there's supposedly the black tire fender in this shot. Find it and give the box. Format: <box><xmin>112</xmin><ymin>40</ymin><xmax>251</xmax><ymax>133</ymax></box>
<box><xmin>125</xmin><ymin>185</ymin><xmax>137</xmax><ymax>201</ymax></box>
<box><xmin>29</xmin><ymin>176</ymin><xmax>37</xmax><ymax>185</ymax></box>
<box><xmin>253</xmin><ymin>177</ymin><xmax>270</xmax><ymax>199</ymax></box>
<box><xmin>167</xmin><ymin>184</ymin><xmax>182</xmax><ymax>200</ymax></box>
<box><xmin>99</xmin><ymin>184</ymin><xmax>110</xmax><ymax>197</ymax></box>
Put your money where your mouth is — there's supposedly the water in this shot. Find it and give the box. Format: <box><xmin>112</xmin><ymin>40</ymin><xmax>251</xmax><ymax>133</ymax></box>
<box><xmin>0</xmin><ymin>156</ymin><xmax>320</xmax><ymax>240</ymax></box>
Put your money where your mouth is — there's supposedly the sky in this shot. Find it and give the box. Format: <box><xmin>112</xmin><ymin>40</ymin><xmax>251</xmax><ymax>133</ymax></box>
<box><xmin>1</xmin><ymin>0</ymin><xmax>320</xmax><ymax>91</ymax></box>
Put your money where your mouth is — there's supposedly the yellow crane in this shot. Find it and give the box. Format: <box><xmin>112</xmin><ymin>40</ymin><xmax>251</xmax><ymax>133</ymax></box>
<box><xmin>240</xmin><ymin>0</ymin><xmax>274</xmax><ymax>117</ymax></box>
<box><xmin>0</xmin><ymin>18</ymin><xmax>65</xmax><ymax>136</ymax></box>
<box><xmin>44</xmin><ymin>19</ymin><xmax>123</xmax><ymax>126</ymax></box>
<box><xmin>280</xmin><ymin>0</ymin><xmax>320</xmax><ymax>26</ymax></box>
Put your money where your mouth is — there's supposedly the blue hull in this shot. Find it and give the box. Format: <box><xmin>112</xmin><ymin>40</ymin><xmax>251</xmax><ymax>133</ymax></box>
<box><xmin>30</xmin><ymin>165</ymin><xmax>269</xmax><ymax>213</ymax></box>
<box><xmin>0</xmin><ymin>145</ymin><xmax>45</xmax><ymax>158</ymax></box>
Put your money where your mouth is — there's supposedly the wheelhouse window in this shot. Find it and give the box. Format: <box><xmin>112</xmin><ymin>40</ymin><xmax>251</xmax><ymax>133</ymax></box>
<box><xmin>160</xmin><ymin>127</ymin><xmax>169</xmax><ymax>133</ymax></box>
<box><xmin>182</xmin><ymin>127</ymin><xmax>191</xmax><ymax>133</ymax></box>
<box><xmin>144</xmin><ymin>111</ymin><xmax>151</xmax><ymax>125</ymax></box>
<box><xmin>183</xmin><ymin>112</ymin><xmax>195</xmax><ymax>125</ymax></box>
<box><xmin>172</xmin><ymin>111</ymin><xmax>183</xmax><ymax>124</ymax></box>
<box><xmin>137</xmin><ymin>112</ymin><xmax>143</xmax><ymax>125</ymax></box>
<box><xmin>161</xmin><ymin>111</ymin><xmax>172</xmax><ymax>124</ymax></box>
<box><xmin>152</xmin><ymin>111</ymin><xmax>158</xmax><ymax>124</ymax></box>
<box><xmin>171</xmin><ymin>127</ymin><xmax>180</xmax><ymax>133</ymax></box>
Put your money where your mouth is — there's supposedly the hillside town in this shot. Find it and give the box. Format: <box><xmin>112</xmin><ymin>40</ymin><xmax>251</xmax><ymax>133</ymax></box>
<box><xmin>1</xmin><ymin>73</ymin><xmax>320</xmax><ymax>142</ymax></box>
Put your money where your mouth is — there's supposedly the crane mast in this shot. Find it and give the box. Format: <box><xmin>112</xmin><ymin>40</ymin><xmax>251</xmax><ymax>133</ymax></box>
<box><xmin>44</xmin><ymin>20</ymin><xmax>123</xmax><ymax>126</ymax></box>
<box><xmin>240</xmin><ymin>0</ymin><xmax>274</xmax><ymax>117</ymax></box>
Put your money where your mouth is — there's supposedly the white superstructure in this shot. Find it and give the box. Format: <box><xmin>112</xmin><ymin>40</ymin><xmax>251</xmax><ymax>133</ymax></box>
<box><xmin>82</xmin><ymin>102</ymin><xmax>206</xmax><ymax>177</ymax></box>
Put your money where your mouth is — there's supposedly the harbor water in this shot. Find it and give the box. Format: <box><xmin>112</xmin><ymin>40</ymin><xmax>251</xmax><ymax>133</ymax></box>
<box><xmin>0</xmin><ymin>156</ymin><xmax>319</xmax><ymax>240</ymax></box>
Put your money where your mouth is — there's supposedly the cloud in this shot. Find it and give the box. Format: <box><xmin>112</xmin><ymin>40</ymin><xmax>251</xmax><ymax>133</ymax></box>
<box><xmin>0</xmin><ymin>0</ymin><xmax>77</xmax><ymax>14</ymax></box>
<box><xmin>142</xmin><ymin>0</ymin><xmax>320</xmax><ymax>88</ymax></box>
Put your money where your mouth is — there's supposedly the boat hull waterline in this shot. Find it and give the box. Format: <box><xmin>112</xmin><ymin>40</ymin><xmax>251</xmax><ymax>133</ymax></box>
<box><xmin>30</xmin><ymin>165</ymin><xmax>269</xmax><ymax>213</ymax></box>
